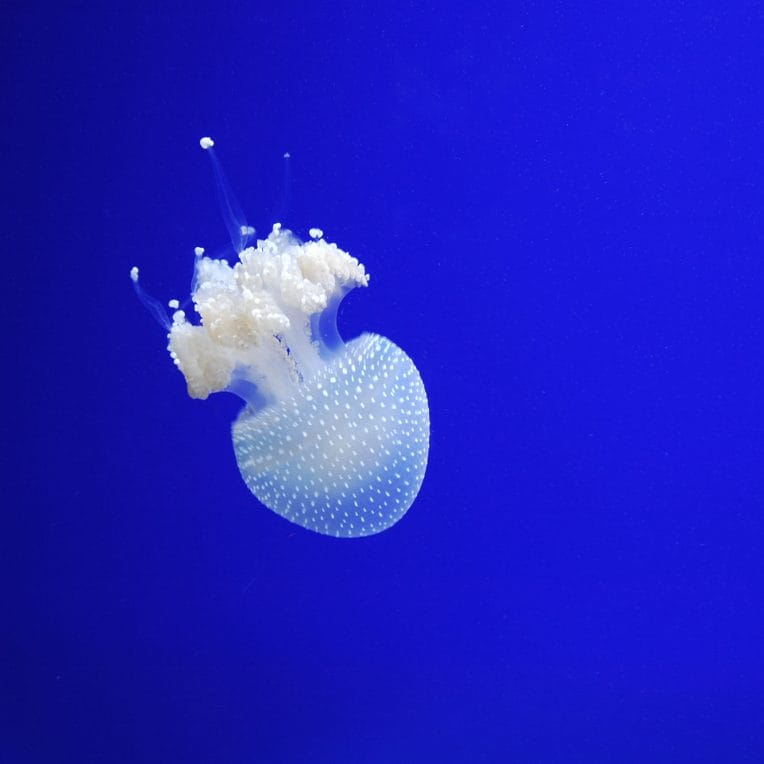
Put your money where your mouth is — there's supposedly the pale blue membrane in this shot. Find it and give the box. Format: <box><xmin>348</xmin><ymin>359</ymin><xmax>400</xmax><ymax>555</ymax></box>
<box><xmin>231</xmin><ymin>333</ymin><xmax>429</xmax><ymax>538</ymax></box>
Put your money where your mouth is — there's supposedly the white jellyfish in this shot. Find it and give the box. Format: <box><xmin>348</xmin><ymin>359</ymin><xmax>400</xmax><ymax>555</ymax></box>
<box><xmin>131</xmin><ymin>138</ymin><xmax>429</xmax><ymax>537</ymax></box>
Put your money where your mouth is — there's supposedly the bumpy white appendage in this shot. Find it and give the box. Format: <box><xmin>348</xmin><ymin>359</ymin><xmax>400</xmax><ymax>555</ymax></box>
<box><xmin>168</xmin><ymin>225</ymin><xmax>369</xmax><ymax>403</ymax></box>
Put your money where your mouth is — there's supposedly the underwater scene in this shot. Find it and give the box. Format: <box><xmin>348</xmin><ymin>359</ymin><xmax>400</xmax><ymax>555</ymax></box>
<box><xmin>4</xmin><ymin>1</ymin><xmax>763</xmax><ymax>762</ymax></box>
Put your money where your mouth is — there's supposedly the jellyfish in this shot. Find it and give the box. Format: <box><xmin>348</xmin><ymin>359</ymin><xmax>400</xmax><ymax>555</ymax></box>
<box><xmin>131</xmin><ymin>138</ymin><xmax>429</xmax><ymax>538</ymax></box>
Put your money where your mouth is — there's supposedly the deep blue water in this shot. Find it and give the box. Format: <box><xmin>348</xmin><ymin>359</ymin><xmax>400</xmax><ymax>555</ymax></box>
<box><xmin>3</xmin><ymin>2</ymin><xmax>763</xmax><ymax>762</ymax></box>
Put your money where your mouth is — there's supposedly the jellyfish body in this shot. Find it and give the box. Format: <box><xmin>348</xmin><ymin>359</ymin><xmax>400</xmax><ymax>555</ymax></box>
<box><xmin>233</xmin><ymin>332</ymin><xmax>428</xmax><ymax>536</ymax></box>
<box><xmin>132</xmin><ymin>139</ymin><xmax>429</xmax><ymax>537</ymax></box>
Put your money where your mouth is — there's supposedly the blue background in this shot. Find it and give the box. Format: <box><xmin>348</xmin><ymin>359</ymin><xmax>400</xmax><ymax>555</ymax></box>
<box><xmin>3</xmin><ymin>2</ymin><xmax>763</xmax><ymax>762</ymax></box>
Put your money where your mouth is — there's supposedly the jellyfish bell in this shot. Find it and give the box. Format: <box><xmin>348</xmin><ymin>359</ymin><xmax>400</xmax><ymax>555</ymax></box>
<box><xmin>131</xmin><ymin>138</ymin><xmax>429</xmax><ymax>538</ymax></box>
